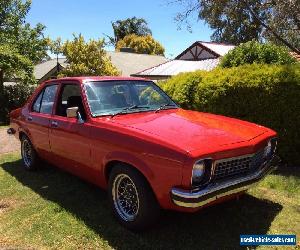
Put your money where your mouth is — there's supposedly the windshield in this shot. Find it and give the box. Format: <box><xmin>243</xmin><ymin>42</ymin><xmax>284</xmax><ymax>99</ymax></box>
<box><xmin>84</xmin><ymin>80</ymin><xmax>178</xmax><ymax>117</ymax></box>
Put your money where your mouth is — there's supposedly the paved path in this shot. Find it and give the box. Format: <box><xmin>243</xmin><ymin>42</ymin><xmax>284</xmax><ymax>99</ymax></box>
<box><xmin>0</xmin><ymin>128</ymin><xmax>20</xmax><ymax>154</ymax></box>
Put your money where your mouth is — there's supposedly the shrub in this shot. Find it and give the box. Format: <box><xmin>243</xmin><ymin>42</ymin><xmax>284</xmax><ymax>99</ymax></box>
<box><xmin>0</xmin><ymin>84</ymin><xmax>35</xmax><ymax>124</ymax></box>
<box><xmin>162</xmin><ymin>64</ymin><xmax>300</xmax><ymax>165</ymax></box>
<box><xmin>116</xmin><ymin>34</ymin><xmax>165</xmax><ymax>56</ymax></box>
<box><xmin>220</xmin><ymin>41</ymin><xmax>296</xmax><ymax>68</ymax></box>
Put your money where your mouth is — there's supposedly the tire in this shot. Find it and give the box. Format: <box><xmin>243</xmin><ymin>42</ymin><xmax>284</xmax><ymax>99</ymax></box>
<box><xmin>108</xmin><ymin>164</ymin><xmax>160</xmax><ymax>231</ymax></box>
<box><xmin>20</xmin><ymin>135</ymin><xmax>39</xmax><ymax>171</ymax></box>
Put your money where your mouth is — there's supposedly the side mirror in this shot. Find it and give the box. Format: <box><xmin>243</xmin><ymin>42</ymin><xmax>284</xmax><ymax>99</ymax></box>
<box><xmin>66</xmin><ymin>107</ymin><xmax>85</xmax><ymax>124</ymax></box>
<box><xmin>66</xmin><ymin>107</ymin><xmax>78</xmax><ymax>118</ymax></box>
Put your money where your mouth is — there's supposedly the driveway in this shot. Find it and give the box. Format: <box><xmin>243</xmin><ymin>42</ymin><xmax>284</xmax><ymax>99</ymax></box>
<box><xmin>0</xmin><ymin>128</ymin><xmax>20</xmax><ymax>154</ymax></box>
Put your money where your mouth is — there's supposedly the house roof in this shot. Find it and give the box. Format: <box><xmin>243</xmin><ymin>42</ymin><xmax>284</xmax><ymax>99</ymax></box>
<box><xmin>34</xmin><ymin>58</ymin><xmax>68</xmax><ymax>80</ymax></box>
<box><xmin>132</xmin><ymin>58</ymin><xmax>220</xmax><ymax>77</ymax></box>
<box><xmin>175</xmin><ymin>41</ymin><xmax>235</xmax><ymax>60</ymax></box>
<box><xmin>33</xmin><ymin>52</ymin><xmax>167</xmax><ymax>82</ymax></box>
<box><xmin>107</xmin><ymin>51</ymin><xmax>167</xmax><ymax>76</ymax></box>
<box><xmin>199</xmin><ymin>42</ymin><xmax>235</xmax><ymax>56</ymax></box>
<box><xmin>290</xmin><ymin>52</ymin><xmax>300</xmax><ymax>62</ymax></box>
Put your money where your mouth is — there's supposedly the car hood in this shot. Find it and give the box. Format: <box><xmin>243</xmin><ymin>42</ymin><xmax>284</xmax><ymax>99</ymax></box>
<box><xmin>108</xmin><ymin>109</ymin><xmax>268</xmax><ymax>153</ymax></box>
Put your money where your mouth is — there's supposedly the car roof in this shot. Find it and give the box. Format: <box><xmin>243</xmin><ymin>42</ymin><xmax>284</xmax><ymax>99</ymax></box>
<box><xmin>44</xmin><ymin>76</ymin><xmax>151</xmax><ymax>84</ymax></box>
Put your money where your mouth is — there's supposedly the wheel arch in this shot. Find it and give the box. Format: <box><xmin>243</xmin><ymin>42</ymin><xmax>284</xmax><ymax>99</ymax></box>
<box><xmin>103</xmin><ymin>156</ymin><xmax>158</xmax><ymax>202</ymax></box>
<box><xmin>19</xmin><ymin>131</ymin><xmax>27</xmax><ymax>140</ymax></box>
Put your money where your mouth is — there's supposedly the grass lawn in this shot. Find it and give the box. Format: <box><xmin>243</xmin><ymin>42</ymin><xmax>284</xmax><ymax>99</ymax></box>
<box><xmin>0</xmin><ymin>153</ymin><xmax>299</xmax><ymax>249</ymax></box>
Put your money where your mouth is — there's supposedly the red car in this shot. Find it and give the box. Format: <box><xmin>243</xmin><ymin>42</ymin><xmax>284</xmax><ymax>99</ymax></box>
<box><xmin>8</xmin><ymin>76</ymin><xmax>279</xmax><ymax>231</ymax></box>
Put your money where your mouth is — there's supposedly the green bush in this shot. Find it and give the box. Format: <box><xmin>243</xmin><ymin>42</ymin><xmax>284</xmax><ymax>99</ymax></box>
<box><xmin>220</xmin><ymin>41</ymin><xmax>296</xmax><ymax>68</ymax></box>
<box><xmin>0</xmin><ymin>84</ymin><xmax>35</xmax><ymax>124</ymax></box>
<box><xmin>162</xmin><ymin>64</ymin><xmax>300</xmax><ymax>165</ymax></box>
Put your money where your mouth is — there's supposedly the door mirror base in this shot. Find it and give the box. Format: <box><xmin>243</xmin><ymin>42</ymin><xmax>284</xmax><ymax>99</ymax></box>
<box><xmin>66</xmin><ymin>107</ymin><xmax>78</xmax><ymax>118</ymax></box>
<box><xmin>66</xmin><ymin>107</ymin><xmax>84</xmax><ymax>124</ymax></box>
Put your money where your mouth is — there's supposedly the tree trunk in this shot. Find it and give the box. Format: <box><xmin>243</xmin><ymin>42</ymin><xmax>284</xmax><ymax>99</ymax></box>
<box><xmin>0</xmin><ymin>70</ymin><xmax>4</xmax><ymax>94</ymax></box>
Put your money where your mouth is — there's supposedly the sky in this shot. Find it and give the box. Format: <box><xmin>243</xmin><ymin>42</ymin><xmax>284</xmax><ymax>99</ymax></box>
<box><xmin>26</xmin><ymin>0</ymin><xmax>213</xmax><ymax>59</ymax></box>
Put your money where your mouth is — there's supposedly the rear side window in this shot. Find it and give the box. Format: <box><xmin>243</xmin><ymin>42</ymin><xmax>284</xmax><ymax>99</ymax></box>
<box><xmin>32</xmin><ymin>91</ymin><xmax>43</xmax><ymax>112</ymax></box>
<box><xmin>32</xmin><ymin>84</ymin><xmax>58</xmax><ymax>114</ymax></box>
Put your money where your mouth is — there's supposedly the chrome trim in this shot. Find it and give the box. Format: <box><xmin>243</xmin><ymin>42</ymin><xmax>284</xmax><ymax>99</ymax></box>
<box><xmin>171</xmin><ymin>155</ymin><xmax>280</xmax><ymax>208</ymax></box>
<box><xmin>173</xmin><ymin>185</ymin><xmax>251</xmax><ymax>208</ymax></box>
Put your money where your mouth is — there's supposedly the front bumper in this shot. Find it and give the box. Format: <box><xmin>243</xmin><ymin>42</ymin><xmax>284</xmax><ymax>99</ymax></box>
<box><xmin>171</xmin><ymin>155</ymin><xmax>281</xmax><ymax>208</ymax></box>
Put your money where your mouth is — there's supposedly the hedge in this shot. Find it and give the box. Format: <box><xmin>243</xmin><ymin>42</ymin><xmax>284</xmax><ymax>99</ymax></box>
<box><xmin>162</xmin><ymin>64</ymin><xmax>300</xmax><ymax>165</ymax></box>
<box><xmin>0</xmin><ymin>84</ymin><xmax>35</xmax><ymax>124</ymax></box>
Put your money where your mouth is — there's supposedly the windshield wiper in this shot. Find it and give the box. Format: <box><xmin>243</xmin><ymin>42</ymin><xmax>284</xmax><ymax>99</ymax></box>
<box><xmin>111</xmin><ymin>105</ymin><xmax>150</xmax><ymax>118</ymax></box>
<box><xmin>155</xmin><ymin>103</ymin><xmax>177</xmax><ymax>113</ymax></box>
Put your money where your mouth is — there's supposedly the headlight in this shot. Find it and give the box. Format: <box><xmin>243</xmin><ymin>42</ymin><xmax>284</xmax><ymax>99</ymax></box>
<box><xmin>191</xmin><ymin>159</ymin><xmax>211</xmax><ymax>187</ymax></box>
<box><xmin>264</xmin><ymin>138</ymin><xmax>277</xmax><ymax>160</ymax></box>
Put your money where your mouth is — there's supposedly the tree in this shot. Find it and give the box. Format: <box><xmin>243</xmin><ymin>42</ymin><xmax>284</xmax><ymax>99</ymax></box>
<box><xmin>0</xmin><ymin>44</ymin><xmax>33</xmax><ymax>92</ymax></box>
<box><xmin>116</xmin><ymin>34</ymin><xmax>165</xmax><ymax>56</ymax></box>
<box><xmin>173</xmin><ymin>0</ymin><xmax>300</xmax><ymax>53</ymax></box>
<box><xmin>60</xmin><ymin>34</ymin><xmax>120</xmax><ymax>77</ymax></box>
<box><xmin>107</xmin><ymin>17</ymin><xmax>152</xmax><ymax>46</ymax></box>
<box><xmin>219</xmin><ymin>41</ymin><xmax>296</xmax><ymax>68</ymax></box>
<box><xmin>252</xmin><ymin>1</ymin><xmax>300</xmax><ymax>51</ymax></box>
<box><xmin>49</xmin><ymin>37</ymin><xmax>63</xmax><ymax>73</ymax></box>
<box><xmin>16</xmin><ymin>23</ymin><xmax>50</xmax><ymax>64</ymax></box>
<box><xmin>0</xmin><ymin>0</ymin><xmax>49</xmax><ymax>63</ymax></box>
<box><xmin>0</xmin><ymin>0</ymin><xmax>31</xmax><ymax>40</ymax></box>
<box><xmin>0</xmin><ymin>0</ymin><xmax>48</xmax><ymax>91</ymax></box>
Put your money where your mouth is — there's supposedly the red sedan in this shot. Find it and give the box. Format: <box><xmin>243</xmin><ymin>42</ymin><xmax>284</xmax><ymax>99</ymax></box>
<box><xmin>8</xmin><ymin>76</ymin><xmax>279</xmax><ymax>231</ymax></box>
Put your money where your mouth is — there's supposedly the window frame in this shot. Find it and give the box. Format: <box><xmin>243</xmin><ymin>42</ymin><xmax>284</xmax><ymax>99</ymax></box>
<box><xmin>30</xmin><ymin>83</ymin><xmax>59</xmax><ymax>115</ymax></box>
<box><xmin>55</xmin><ymin>82</ymin><xmax>85</xmax><ymax>118</ymax></box>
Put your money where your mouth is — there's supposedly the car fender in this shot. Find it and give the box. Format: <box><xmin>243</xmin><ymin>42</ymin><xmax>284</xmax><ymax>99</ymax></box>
<box><xmin>102</xmin><ymin>151</ymin><xmax>155</xmax><ymax>184</ymax></box>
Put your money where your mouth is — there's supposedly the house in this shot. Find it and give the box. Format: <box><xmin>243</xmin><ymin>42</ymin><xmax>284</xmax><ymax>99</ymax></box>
<box><xmin>131</xmin><ymin>41</ymin><xmax>235</xmax><ymax>80</ymax></box>
<box><xmin>33</xmin><ymin>50</ymin><xmax>168</xmax><ymax>84</ymax></box>
<box><xmin>290</xmin><ymin>52</ymin><xmax>300</xmax><ymax>62</ymax></box>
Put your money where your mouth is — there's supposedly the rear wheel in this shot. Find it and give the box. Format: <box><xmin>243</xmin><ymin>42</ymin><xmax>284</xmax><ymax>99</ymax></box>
<box><xmin>108</xmin><ymin>164</ymin><xmax>160</xmax><ymax>231</ymax></box>
<box><xmin>21</xmin><ymin>135</ymin><xmax>39</xmax><ymax>171</ymax></box>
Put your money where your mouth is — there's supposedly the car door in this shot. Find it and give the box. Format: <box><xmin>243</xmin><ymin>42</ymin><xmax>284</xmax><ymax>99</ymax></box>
<box><xmin>48</xmin><ymin>82</ymin><xmax>93</xmax><ymax>180</ymax></box>
<box><xmin>26</xmin><ymin>84</ymin><xmax>59</xmax><ymax>159</ymax></box>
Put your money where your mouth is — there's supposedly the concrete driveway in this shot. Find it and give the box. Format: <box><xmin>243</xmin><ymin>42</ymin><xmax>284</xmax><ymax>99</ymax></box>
<box><xmin>0</xmin><ymin>128</ymin><xmax>20</xmax><ymax>154</ymax></box>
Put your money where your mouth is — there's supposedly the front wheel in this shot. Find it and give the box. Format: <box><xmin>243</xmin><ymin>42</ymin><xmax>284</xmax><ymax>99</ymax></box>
<box><xmin>108</xmin><ymin>164</ymin><xmax>160</xmax><ymax>231</ymax></box>
<box><xmin>21</xmin><ymin>135</ymin><xmax>39</xmax><ymax>171</ymax></box>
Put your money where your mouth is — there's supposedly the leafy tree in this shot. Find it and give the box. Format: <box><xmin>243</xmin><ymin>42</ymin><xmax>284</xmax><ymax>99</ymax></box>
<box><xmin>60</xmin><ymin>34</ymin><xmax>120</xmax><ymax>77</ymax></box>
<box><xmin>219</xmin><ymin>41</ymin><xmax>296</xmax><ymax>68</ymax></box>
<box><xmin>0</xmin><ymin>0</ymin><xmax>31</xmax><ymax>40</ymax></box>
<box><xmin>174</xmin><ymin>0</ymin><xmax>299</xmax><ymax>53</ymax></box>
<box><xmin>49</xmin><ymin>37</ymin><xmax>63</xmax><ymax>57</ymax></box>
<box><xmin>0</xmin><ymin>0</ymin><xmax>49</xmax><ymax>64</ymax></box>
<box><xmin>16</xmin><ymin>23</ymin><xmax>50</xmax><ymax>64</ymax></box>
<box><xmin>0</xmin><ymin>0</ymin><xmax>46</xmax><ymax>91</ymax></box>
<box><xmin>0</xmin><ymin>0</ymin><xmax>48</xmax><ymax>123</ymax></box>
<box><xmin>260</xmin><ymin>1</ymin><xmax>300</xmax><ymax>50</ymax></box>
<box><xmin>107</xmin><ymin>17</ymin><xmax>152</xmax><ymax>46</ymax></box>
<box><xmin>116</xmin><ymin>34</ymin><xmax>165</xmax><ymax>56</ymax></box>
<box><xmin>0</xmin><ymin>44</ymin><xmax>33</xmax><ymax>92</ymax></box>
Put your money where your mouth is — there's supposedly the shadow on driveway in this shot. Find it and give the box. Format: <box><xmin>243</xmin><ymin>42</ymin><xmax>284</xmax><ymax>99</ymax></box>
<box><xmin>2</xmin><ymin>159</ymin><xmax>282</xmax><ymax>250</ymax></box>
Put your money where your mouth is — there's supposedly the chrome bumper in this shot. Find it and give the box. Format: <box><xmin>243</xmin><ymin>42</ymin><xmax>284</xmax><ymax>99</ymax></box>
<box><xmin>171</xmin><ymin>155</ymin><xmax>281</xmax><ymax>208</ymax></box>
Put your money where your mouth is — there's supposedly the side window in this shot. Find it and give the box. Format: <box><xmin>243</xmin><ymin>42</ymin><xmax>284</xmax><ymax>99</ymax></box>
<box><xmin>32</xmin><ymin>90</ymin><xmax>43</xmax><ymax>112</ymax></box>
<box><xmin>56</xmin><ymin>84</ymin><xmax>85</xmax><ymax>118</ymax></box>
<box><xmin>39</xmin><ymin>85</ymin><xmax>58</xmax><ymax>114</ymax></box>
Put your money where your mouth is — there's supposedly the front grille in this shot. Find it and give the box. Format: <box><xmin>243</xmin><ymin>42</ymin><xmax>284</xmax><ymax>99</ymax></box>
<box><xmin>213</xmin><ymin>149</ymin><xmax>267</xmax><ymax>181</ymax></box>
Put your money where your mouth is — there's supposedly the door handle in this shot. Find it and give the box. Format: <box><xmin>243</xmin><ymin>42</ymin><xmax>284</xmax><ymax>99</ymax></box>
<box><xmin>27</xmin><ymin>116</ymin><xmax>33</xmax><ymax>121</ymax></box>
<box><xmin>51</xmin><ymin>121</ymin><xmax>58</xmax><ymax>128</ymax></box>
